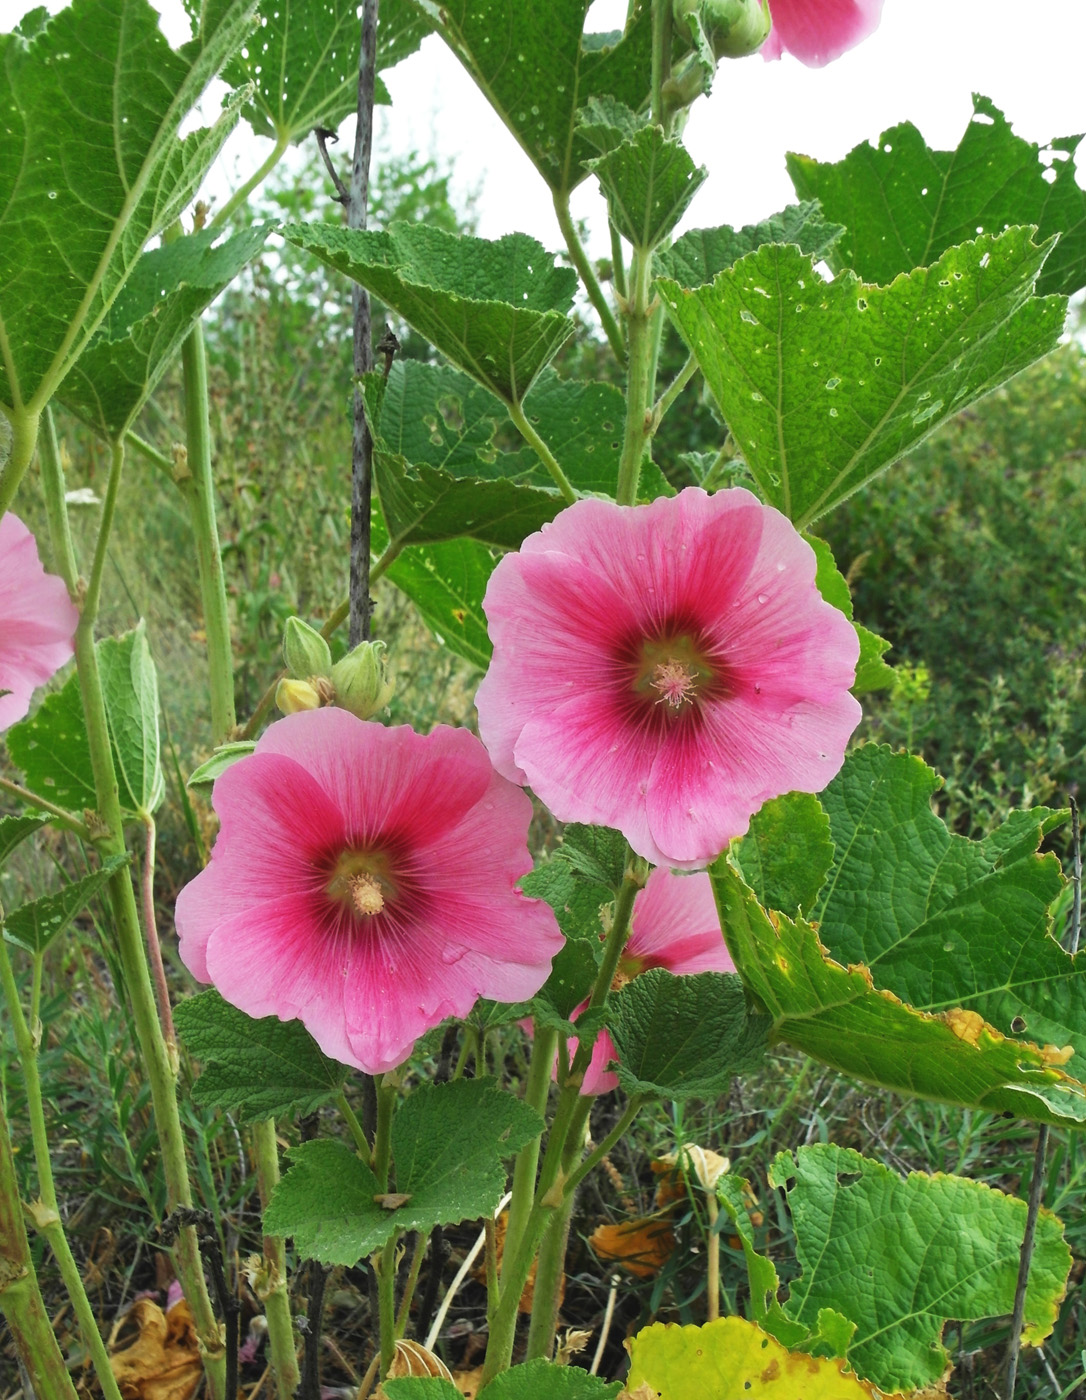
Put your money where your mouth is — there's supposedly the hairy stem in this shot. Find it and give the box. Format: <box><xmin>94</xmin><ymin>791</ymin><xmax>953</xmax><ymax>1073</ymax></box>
<box><xmin>0</xmin><ymin>776</ymin><xmax>89</xmax><ymax>837</ymax></box>
<box><xmin>394</xmin><ymin>1231</ymin><xmax>428</xmax><ymax>1337</ymax></box>
<box><xmin>507</xmin><ymin>399</ymin><xmax>578</xmax><ymax>504</ymax></box>
<box><xmin>616</xmin><ymin>247</ymin><xmax>656</xmax><ymax>507</ymax></box>
<box><xmin>181</xmin><ymin>322</ymin><xmax>236</xmax><ymax>745</ymax></box>
<box><xmin>653</xmin><ymin>352</ymin><xmax>698</xmax><ymax>427</ymax></box>
<box><xmin>0</xmin><ymin>939</ymin><xmax>123</xmax><ymax>1400</ymax></box>
<box><xmin>524</xmin><ymin>1190</ymin><xmax>573</xmax><ymax>1362</ymax></box>
<box><xmin>503</xmin><ymin>1024</ymin><xmax>559</xmax><ymax>1286</ymax></box>
<box><xmin>210</xmin><ymin>131</ymin><xmax>291</xmax><ymax>230</ymax></box>
<box><xmin>252</xmin><ymin>1119</ymin><xmax>300</xmax><ymax>1400</ymax></box>
<box><xmin>553</xmin><ymin>190</ymin><xmax>625</xmax><ymax>363</ymax></box>
<box><xmin>140</xmin><ymin>815</ymin><xmax>176</xmax><ymax>1065</ymax></box>
<box><xmin>38</xmin><ymin>410</ymin><xmax>227</xmax><ymax>1395</ymax></box>
<box><xmin>0</xmin><ymin>407</ymin><xmax>40</xmax><ymax>519</ymax></box>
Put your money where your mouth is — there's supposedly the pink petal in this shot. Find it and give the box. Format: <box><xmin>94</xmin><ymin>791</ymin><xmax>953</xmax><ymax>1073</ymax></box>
<box><xmin>764</xmin><ymin>0</ymin><xmax>884</xmax><ymax>65</ymax></box>
<box><xmin>629</xmin><ymin>868</ymin><xmax>734</xmax><ymax>974</ymax></box>
<box><xmin>0</xmin><ymin>513</ymin><xmax>77</xmax><ymax>731</ymax></box>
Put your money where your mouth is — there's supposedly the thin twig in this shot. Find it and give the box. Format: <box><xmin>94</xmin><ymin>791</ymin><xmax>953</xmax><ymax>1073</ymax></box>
<box><xmin>0</xmin><ymin>774</ymin><xmax>90</xmax><ymax>837</ymax></box>
<box><xmin>139</xmin><ymin>815</ymin><xmax>176</xmax><ymax>1063</ymax></box>
<box><xmin>589</xmin><ymin>1276</ymin><xmax>619</xmax><ymax>1376</ymax></box>
<box><xmin>299</xmin><ymin>1261</ymin><xmax>328</xmax><ymax>1400</ymax></box>
<box><xmin>314</xmin><ymin>128</ymin><xmax>349</xmax><ymax>204</ymax></box>
<box><xmin>424</xmin><ymin>1193</ymin><xmax>511</xmax><ymax>1351</ymax></box>
<box><xmin>1004</xmin><ymin>1125</ymin><xmax>1050</xmax><ymax>1400</ymax></box>
<box><xmin>1068</xmin><ymin>795</ymin><xmax>1082</xmax><ymax>954</ymax></box>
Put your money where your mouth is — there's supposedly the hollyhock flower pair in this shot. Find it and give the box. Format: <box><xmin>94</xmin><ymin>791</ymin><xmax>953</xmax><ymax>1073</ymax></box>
<box><xmin>180</xmin><ymin>486</ymin><xmax>859</xmax><ymax>1074</ymax></box>
<box><xmin>765</xmin><ymin>0</ymin><xmax>884</xmax><ymax>66</ymax></box>
<box><xmin>0</xmin><ymin>513</ymin><xmax>77</xmax><ymax>732</ymax></box>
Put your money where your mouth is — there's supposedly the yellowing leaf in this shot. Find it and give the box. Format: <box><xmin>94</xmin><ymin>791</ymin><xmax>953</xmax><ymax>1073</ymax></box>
<box><xmin>109</xmin><ymin>1297</ymin><xmax>201</xmax><ymax>1400</ymax></box>
<box><xmin>625</xmin><ymin>1316</ymin><xmax>890</xmax><ymax>1399</ymax></box>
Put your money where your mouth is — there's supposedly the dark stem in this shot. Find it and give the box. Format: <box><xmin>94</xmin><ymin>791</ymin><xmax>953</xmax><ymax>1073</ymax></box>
<box><xmin>297</xmin><ymin>1261</ymin><xmax>328</xmax><ymax>1400</ymax></box>
<box><xmin>160</xmin><ymin>1208</ymin><xmax>239</xmax><ymax>1400</ymax></box>
<box><xmin>414</xmin><ymin>1228</ymin><xmax>448</xmax><ymax>1344</ymax></box>
<box><xmin>314</xmin><ymin>128</ymin><xmax>349</xmax><ymax>204</ymax></box>
<box><xmin>348</xmin><ymin>0</ymin><xmax>380</xmax><ymax>648</ymax></box>
<box><xmin>1003</xmin><ymin>1125</ymin><xmax>1050</xmax><ymax>1400</ymax></box>
<box><xmin>1069</xmin><ymin>795</ymin><xmax>1082</xmax><ymax>954</ymax></box>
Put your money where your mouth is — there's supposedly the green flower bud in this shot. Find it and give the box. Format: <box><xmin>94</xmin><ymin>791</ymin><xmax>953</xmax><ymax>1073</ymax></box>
<box><xmin>331</xmin><ymin>641</ymin><xmax>394</xmax><ymax>721</ymax></box>
<box><xmin>275</xmin><ymin>677</ymin><xmax>323</xmax><ymax>715</ymax></box>
<box><xmin>705</xmin><ymin>0</ymin><xmax>771</xmax><ymax>58</ymax></box>
<box><xmin>283</xmin><ymin>616</ymin><xmax>332</xmax><ymax>680</ymax></box>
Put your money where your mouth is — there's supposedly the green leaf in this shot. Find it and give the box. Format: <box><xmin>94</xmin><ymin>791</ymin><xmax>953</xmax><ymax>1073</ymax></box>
<box><xmin>423</xmin><ymin>0</ymin><xmax>652</xmax><ymax>194</ymax></box>
<box><xmin>626</xmin><ymin>1316</ymin><xmax>883</xmax><ymax>1399</ymax></box>
<box><xmin>770</xmin><ymin>1143</ymin><xmax>1072</xmax><ymax>1392</ymax></box>
<box><xmin>383</xmin><ymin>1383</ymin><xmax>462</xmax><ymax>1400</ymax></box>
<box><xmin>173</xmin><ymin>988</ymin><xmax>347</xmax><ymax>1122</ymax></box>
<box><xmin>3</xmin><ymin>855</ymin><xmax>129</xmax><ymax>955</ymax></box>
<box><xmin>530</xmin><ymin>940</ymin><xmax>600</xmax><ymax>1025</ymax></box>
<box><xmin>6</xmin><ymin>669</ymin><xmax>97</xmax><ymax>815</ymax></box>
<box><xmin>788</xmin><ymin>94</ymin><xmax>1086</xmax><ymax>297</ymax></box>
<box><xmin>0</xmin><ymin>814</ymin><xmax>51</xmax><ymax>868</ymax></box>
<box><xmin>265</xmin><ymin>1079</ymin><xmax>542</xmax><ymax>1263</ymax></box>
<box><xmin>815</xmin><ymin>747</ymin><xmax>1084</xmax><ymax>1068</ymax></box>
<box><xmin>283</xmin><ymin>223</ymin><xmax>575</xmax><ymax>403</ymax></box>
<box><xmin>0</xmin><ymin>0</ymin><xmax>254</xmax><ymax>412</ymax></box>
<box><xmin>585</xmin><ymin>124</ymin><xmax>707</xmax><ymax>251</ymax></box>
<box><xmin>608</xmin><ymin>969</ymin><xmax>769</xmax><ymax>1099</ymax></box>
<box><xmin>222</xmin><ymin>0</ymin><xmax>427</xmax><ymax>144</ymax></box>
<box><xmin>659</xmin><ymin>231</ymin><xmax>1066</xmax><ymax>526</ymax></box>
<box><xmin>808</xmin><ymin>536</ymin><xmax>893</xmax><ymax>694</ymax></box>
<box><xmin>734</xmin><ymin>793</ymin><xmax>833</xmax><ymax>918</ymax></box>
<box><xmin>654</xmin><ymin>201</ymin><xmax>845</xmax><ymax>289</ymax></box>
<box><xmin>186</xmin><ymin>741</ymin><xmax>258</xmax><ymax>796</ymax></box>
<box><xmin>99</xmin><ymin>623</ymin><xmax>165</xmax><ymax>817</ymax></box>
<box><xmin>711</xmin><ymin>858</ymin><xmax>1086</xmax><ymax>1126</ymax></box>
<box><xmin>479</xmin><ymin>1360</ymin><xmax>622</xmax><ymax>1398</ymax></box>
<box><xmin>558</xmin><ymin>824</ymin><xmax>628</xmax><ymax>890</ymax></box>
<box><xmin>384</xmin><ymin>536</ymin><xmax>497</xmax><ymax>671</ymax></box>
<box><xmin>60</xmin><ymin>225</ymin><xmax>273</xmax><ymax>440</ymax></box>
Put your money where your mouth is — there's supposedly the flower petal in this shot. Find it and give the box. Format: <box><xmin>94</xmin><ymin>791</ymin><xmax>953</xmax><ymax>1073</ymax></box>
<box><xmin>763</xmin><ymin>0</ymin><xmax>884</xmax><ymax>65</ymax></box>
<box><xmin>629</xmin><ymin>868</ymin><xmax>734</xmax><ymax>975</ymax></box>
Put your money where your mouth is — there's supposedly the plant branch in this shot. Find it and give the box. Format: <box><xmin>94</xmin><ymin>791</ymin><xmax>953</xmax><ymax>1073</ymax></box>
<box><xmin>653</xmin><ymin>352</ymin><xmax>698</xmax><ymax>427</ymax></box>
<box><xmin>616</xmin><ymin>247</ymin><xmax>655</xmax><ymax>506</ymax></box>
<box><xmin>210</xmin><ymin>132</ymin><xmax>291</xmax><ymax>230</ymax></box>
<box><xmin>251</xmin><ymin>1120</ymin><xmax>300</xmax><ymax>1400</ymax></box>
<box><xmin>506</xmin><ymin>399</ymin><xmax>578</xmax><ymax>504</ymax></box>
<box><xmin>503</xmin><ymin>1024</ymin><xmax>558</xmax><ymax>1285</ymax></box>
<box><xmin>552</xmin><ymin>190</ymin><xmax>625</xmax><ymax>364</ymax></box>
<box><xmin>0</xmin><ymin>776</ymin><xmax>89</xmax><ymax>837</ymax></box>
<box><xmin>1004</xmin><ymin>1125</ymin><xmax>1050</xmax><ymax>1400</ymax></box>
<box><xmin>125</xmin><ymin>429</ymin><xmax>174</xmax><ymax>476</ymax></box>
<box><xmin>0</xmin><ymin>408</ymin><xmax>40</xmax><ymax>519</ymax></box>
<box><xmin>139</xmin><ymin>815</ymin><xmax>176</xmax><ymax>1067</ymax></box>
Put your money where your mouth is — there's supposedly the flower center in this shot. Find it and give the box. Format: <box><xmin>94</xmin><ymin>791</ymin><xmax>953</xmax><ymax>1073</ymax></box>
<box><xmin>326</xmin><ymin>850</ymin><xmax>397</xmax><ymax>919</ymax></box>
<box><xmin>631</xmin><ymin>633</ymin><xmax>716</xmax><ymax>713</ymax></box>
<box><xmin>651</xmin><ymin>659</ymin><xmax>699</xmax><ymax>709</ymax></box>
<box><xmin>348</xmin><ymin>872</ymin><xmax>385</xmax><ymax>917</ymax></box>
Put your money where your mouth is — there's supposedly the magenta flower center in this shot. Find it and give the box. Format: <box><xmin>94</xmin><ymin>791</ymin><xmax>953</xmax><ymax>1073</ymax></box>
<box><xmin>325</xmin><ymin>849</ymin><xmax>399</xmax><ymax>919</ymax></box>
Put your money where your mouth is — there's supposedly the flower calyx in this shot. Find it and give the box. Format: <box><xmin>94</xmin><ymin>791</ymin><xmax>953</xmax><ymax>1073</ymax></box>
<box><xmin>331</xmin><ymin>640</ymin><xmax>394</xmax><ymax>721</ymax></box>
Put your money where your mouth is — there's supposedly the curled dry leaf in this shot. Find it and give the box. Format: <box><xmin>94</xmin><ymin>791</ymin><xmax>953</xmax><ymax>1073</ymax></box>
<box><xmin>590</xmin><ymin>1215</ymin><xmax>677</xmax><ymax>1279</ymax></box>
<box><xmin>385</xmin><ymin>1338</ymin><xmax>456</xmax><ymax>1380</ymax></box>
<box><xmin>109</xmin><ymin>1296</ymin><xmax>202</xmax><ymax>1400</ymax></box>
<box><xmin>451</xmin><ymin>1365</ymin><xmax>485</xmax><ymax>1397</ymax></box>
<box><xmin>655</xmin><ymin>1142</ymin><xmax>730</xmax><ymax>1194</ymax></box>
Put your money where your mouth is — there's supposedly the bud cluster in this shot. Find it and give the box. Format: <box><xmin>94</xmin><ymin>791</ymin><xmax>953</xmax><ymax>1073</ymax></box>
<box><xmin>275</xmin><ymin>617</ymin><xmax>394</xmax><ymax>721</ymax></box>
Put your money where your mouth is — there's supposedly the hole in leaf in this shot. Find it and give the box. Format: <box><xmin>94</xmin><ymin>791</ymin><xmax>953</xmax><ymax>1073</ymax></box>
<box><xmin>836</xmin><ymin>1170</ymin><xmax>862</xmax><ymax>1187</ymax></box>
<box><xmin>1011</xmin><ymin>1015</ymin><xmax>1027</xmax><ymax>1034</ymax></box>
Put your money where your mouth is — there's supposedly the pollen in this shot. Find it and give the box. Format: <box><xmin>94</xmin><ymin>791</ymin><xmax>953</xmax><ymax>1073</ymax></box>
<box><xmin>349</xmin><ymin>872</ymin><xmax>385</xmax><ymax>917</ymax></box>
<box><xmin>650</xmin><ymin>659</ymin><xmax>699</xmax><ymax>709</ymax></box>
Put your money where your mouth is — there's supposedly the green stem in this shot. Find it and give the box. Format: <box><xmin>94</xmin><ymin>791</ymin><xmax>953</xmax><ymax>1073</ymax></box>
<box><xmin>394</xmin><ymin>1231</ymin><xmax>428</xmax><ymax>1338</ymax></box>
<box><xmin>651</xmin><ymin>0</ymin><xmax>673</xmax><ymax>129</ymax></box>
<box><xmin>609</xmin><ymin>221</ymin><xmax>628</xmax><ymax>303</ymax></box>
<box><xmin>616</xmin><ymin>248</ymin><xmax>656</xmax><ymax>507</ymax></box>
<box><xmin>252</xmin><ymin>1119</ymin><xmax>300</xmax><ymax>1400</ymax></box>
<box><xmin>139</xmin><ymin>815</ymin><xmax>176</xmax><ymax>1066</ymax></box>
<box><xmin>181</xmin><ymin>319</ymin><xmax>236</xmax><ymax>745</ymax></box>
<box><xmin>0</xmin><ymin>1094</ymin><xmax>78</xmax><ymax>1400</ymax></box>
<box><xmin>0</xmin><ymin>939</ymin><xmax>124</xmax><ymax>1400</ymax></box>
<box><xmin>653</xmin><ymin>352</ymin><xmax>698</xmax><ymax>428</ymax></box>
<box><xmin>706</xmin><ymin>1190</ymin><xmax>720</xmax><ymax>1321</ymax></box>
<box><xmin>377</xmin><ymin>1235</ymin><xmax>399</xmax><ymax>1377</ymax></box>
<box><xmin>502</xmin><ymin>1025</ymin><xmax>558</xmax><ymax>1287</ymax></box>
<box><xmin>0</xmin><ymin>775</ymin><xmax>89</xmax><ymax>837</ymax></box>
<box><xmin>337</xmin><ymin>1091</ymin><xmax>373</xmax><ymax>1168</ymax></box>
<box><xmin>84</xmin><ymin>437</ymin><xmax>125</xmax><ymax>623</ymax></box>
<box><xmin>0</xmin><ymin>407</ymin><xmax>40</xmax><ymax>518</ymax></box>
<box><xmin>210</xmin><ymin>132</ymin><xmax>291</xmax><ymax>230</ymax></box>
<box><xmin>506</xmin><ymin>399</ymin><xmax>578</xmax><ymax>504</ymax></box>
<box><xmin>38</xmin><ymin>410</ymin><xmax>227</xmax><ymax>1397</ymax></box>
<box><xmin>523</xmin><ymin>1189</ymin><xmax>573</xmax><ymax>1362</ymax></box>
<box><xmin>373</xmin><ymin>1077</ymin><xmax>395</xmax><ymax>1190</ymax></box>
<box><xmin>126</xmin><ymin>430</ymin><xmax>174</xmax><ymax>476</ymax></box>
<box><xmin>552</xmin><ymin>191</ymin><xmax>625</xmax><ymax>364</ymax></box>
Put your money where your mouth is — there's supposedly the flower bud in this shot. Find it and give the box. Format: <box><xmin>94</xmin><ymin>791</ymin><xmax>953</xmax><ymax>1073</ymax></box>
<box><xmin>275</xmin><ymin>677</ymin><xmax>322</xmax><ymax>715</ymax></box>
<box><xmin>282</xmin><ymin>616</ymin><xmax>332</xmax><ymax>680</ymax></box>
<box><xmin>331</xmin><ymin>641</ymin><xmax>394</xmax><ymax>721</ymax></box>
<box><xmin>703</xmin><ymin>0</ymin><xmax>771</xmax><ymax>57</ymax></box>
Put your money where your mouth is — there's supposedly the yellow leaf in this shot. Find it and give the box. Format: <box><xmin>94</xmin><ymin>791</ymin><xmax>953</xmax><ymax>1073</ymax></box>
<box><xmin>109</xmin><ymin>1297</ymin><xmax>202</xmax><ymax>1400</ymax></box>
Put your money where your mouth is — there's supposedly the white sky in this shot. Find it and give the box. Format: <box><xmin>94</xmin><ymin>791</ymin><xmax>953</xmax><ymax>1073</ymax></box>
<box><xmin>9</xmin><ymin>0</ymin><xmax>1086</xmax><ymax>257</ymax></box>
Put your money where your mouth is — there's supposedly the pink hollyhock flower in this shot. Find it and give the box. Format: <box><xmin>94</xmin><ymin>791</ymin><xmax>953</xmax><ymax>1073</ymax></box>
<box><xmin>571</xmin><ymin>867</ymin><xmax>734</xmax><ymax>1095</ymax></box>
<box><xmin>476</xmin><ymin>488</ymin><xmax>860</xmax><ymax>869</ymax></box>
<box><xmin>0</xmin><ymin>513</ymin><xmax>77</xmax><ymax>732</ymax></box>
<box><xmin>175</xmin><ymin>709</ymin><xmax>564</xmax><ymax>1074</ymax></box>
<box><xmin>762</xmin><ymin>0</ymin><xmax>883</xmax><ymax>65</ymax></box>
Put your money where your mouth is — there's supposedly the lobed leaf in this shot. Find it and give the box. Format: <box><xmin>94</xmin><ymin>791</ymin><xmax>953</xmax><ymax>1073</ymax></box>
<box><xmin>585</xmin><ymin>125</ymin><xmax>707</xmax><ymax>251</ymax></box>
<box><xmin>478</xmin><ymin>1361</ymin><xmax>622</xmax><ymax>1397</ymax></box>
<box><xmin>174</xmin><ymin>988</ymin><xmax>347</xmax><ymax>1122</ymax></box>
<box><xmin>383</xmin><ymin>536</ymin><xmax>497</xmax><ymax>671</ymax></box>
<box><xmin>659</xmin><ymin>231</ymin><xmax>1065</xmax><ymax>525</ymax></box>
<box><xmin>770</xmin><ymin>1143</ymin><xmax>1072</xmax><ymax>1392</ymax></box>
<box><xmin>788</xmin><ymin>94</ymin><xmax>1086</xmax><ymax>296</ymax></box>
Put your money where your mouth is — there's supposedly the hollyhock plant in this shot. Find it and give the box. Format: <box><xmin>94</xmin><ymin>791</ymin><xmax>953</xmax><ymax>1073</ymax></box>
<box><xmin>569</xmin><ymin>867</ymin><xmax>735</xmax><ymax>1095</ymax></box>
<box><xmin>0</xmin><ymin>512</ymin><xmax>78</xmax><ymax>732</ymax></box>
<box><xmin>762</xmin><ymin>0</ymin><xmax>884</xmax><ymax>65</ymax></box>
<box><xmin>476</xmin><ymin>487</ymin><xmax>861</xmax><ymax>869</ymax></box>
<box><xmin>175</xmin><ymin>708</ymin><xmax>564</xmax><ymax>1074</ymax></box>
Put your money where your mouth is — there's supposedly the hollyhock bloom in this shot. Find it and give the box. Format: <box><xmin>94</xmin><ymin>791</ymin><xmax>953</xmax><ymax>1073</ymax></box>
<box><xmin>176</xmin><ymin>709</ymin><xmax>564</xmax><ymax>1074</ymax></box>
<box><xmin>0</xmin><ymin>513</ymin><xmax>77</xmax><ymax>732</ymax></box>
<box><xmin>477</xmin><ymin>488</ymin><xmax>860</xmax><ymax>870</ymax></box>
<box><xmin>571</xmin><ymin>867</ymin><xmax>735</xmax><ymax>1095</ymax></box>
<box><xmin>762</xmin><ymin>0</ymin><xmax>883</xmax><ymax>66</ymax></box>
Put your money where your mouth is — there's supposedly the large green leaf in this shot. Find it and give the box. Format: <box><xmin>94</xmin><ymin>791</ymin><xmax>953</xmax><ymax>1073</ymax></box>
<box><xmin>283</xmin><ymin>222</ymin><xmax>575</xmax><ymax>403</ymax></box>
<box><xmin>608</xmin><ymin>969</ymin><xmax>769</xmax><ymax>1099</ymax></box>
<box><xmin>174</xmin><ymin>989</ymin><xmax>348</xmax><ymax>1122</ymax></box>
<box><xmin>808</xmin><ymin>534</ymin><xmax>893</xmax><ymax>695</ymax></box>
<box><xmin>815</xmin><ymin>747</ymin><xmax>1082</xmax><ymax>1066</ymax></box>
<box><xmin>710</xmin><ymin>859</ymin><xmax>1086</xmax><ymax>1127</ymax></box>
<box><xmin>420</xmin><ymin>0</ymin><xmax>653</xmax><ymax>194</ymax></box>
<box><xmin>222</xmin><ymin>0</ymin><xmax>428</xmax><ymax>143</ymax></box>
<box><xmin>654</xmin><ymin>201</ymin><xmax>844</xmax><ymax>288</ymax></box>
<box><xmin>788</xmin><ymin>94</ymin><xmax>1086</xmax><ymax>297</ymax></box>
<box><xmin>264</xmin><ymin>1078</ymin><xmax>541</xmax><ymax>1263</ymax></box>
<box><xmin>585</xmin><ymin>124</ymin><xmax>706</xmax><ymax>251</ymax></box>
<box><xmin>384</xmin><ymin>536</ymin><xmax>497</xmax><ymax>671</ymax></box>
<box><xmin>0</xmin><ymin>0</ymin><xmax>254</xmax><ymax>414</ymax></box>
<box><xmin>61</xmin><ymin>225</ymin><xmax>272</xmax><ymax>440</ymax></box>
<box><xmin>3</xmin><ymin>855</ymin><xmax>130</xmax><ymax>955</ymax></box>
<box><xmin>734</xmin><ymin>792</ymin><xmax>833</xmax><ymax>919</ymax></box>
<box><xmin>659</xmin><ymin>230</ymin><xmax>1065</xmax><ymax>526</ymax></box>
<box><xmin>770</xmin><ymin>1143</ymin><xmax>1072</xmax><ymax>1393</ymax></box>
<box><xmin>479</xmin><ymin>1362</ymin><xmax>621</xmax><ymax>1398</ymax></box>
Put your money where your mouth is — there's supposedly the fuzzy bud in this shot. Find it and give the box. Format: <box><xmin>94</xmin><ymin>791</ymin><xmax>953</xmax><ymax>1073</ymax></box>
<box><xmin>283</xmin><ymin>616</ymin><xmax>333</xmax><ymax>680</ymax></box>
<box><xmin>275</xmin><ymin>677</ymin><xmax>322</xmax><ymax>715</ymax></box>
<box><xmin>704</xmin><ymin>0</ymin><xmax>771</xmax><ymax>57</ymax></box>
<box><xmin>331</xmin><ymin>641</ymin><xmax>394</xmax><ymax>721</ymax></box>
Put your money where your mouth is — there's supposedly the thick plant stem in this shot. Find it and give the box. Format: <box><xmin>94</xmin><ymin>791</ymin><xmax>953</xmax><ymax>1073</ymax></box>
<box><xmin>524</xmin><ymin>1187</ymin><xmax>574</xmax><ymax>1362</ymax></box>
<box><xmin>181</xmin><ymin>321</ymin><xmax>236</xmax><ymax>745</ymax></box>
<box><xmin>0</xmin><ymin>1095</ymin><xmax>78</xmax><ymax>1400</ymax></box>
<box><xmin>0</xmin><ymin>406</ymin><xmax>39</xmax><ymax>519</ymax></box>
<box><xmin>506</xmin><ymin>401</ymin><xmax>578</xmax><ymax>504</ymax></box>
<box><xmin>502</xmin><ymin>1024</ymin><xmax>559</xmax><ymax>1286</ymax></box>
<box><xmin>553</xmin><ymin>190</ymin><xmax>625</xmax><ymax>363</ymax></box>
<box><xmin>616</xmin><ymin>248</ymin><xmax>656</xmax><ymax>507</ymax></box>
<box><xmin>0</xmin><ymin>941</ymin><xmax>124</xmax><ymax>1400</ymax></box>
<box><xmin>252</xmin><ymin>1120</ymin><xmax>300</xmax><ymax>1400</ymax></box>
<box><xmin>38</xmin><ymin>411</ymin><xmax>227</xmax><ymax>1396</ymax></box>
